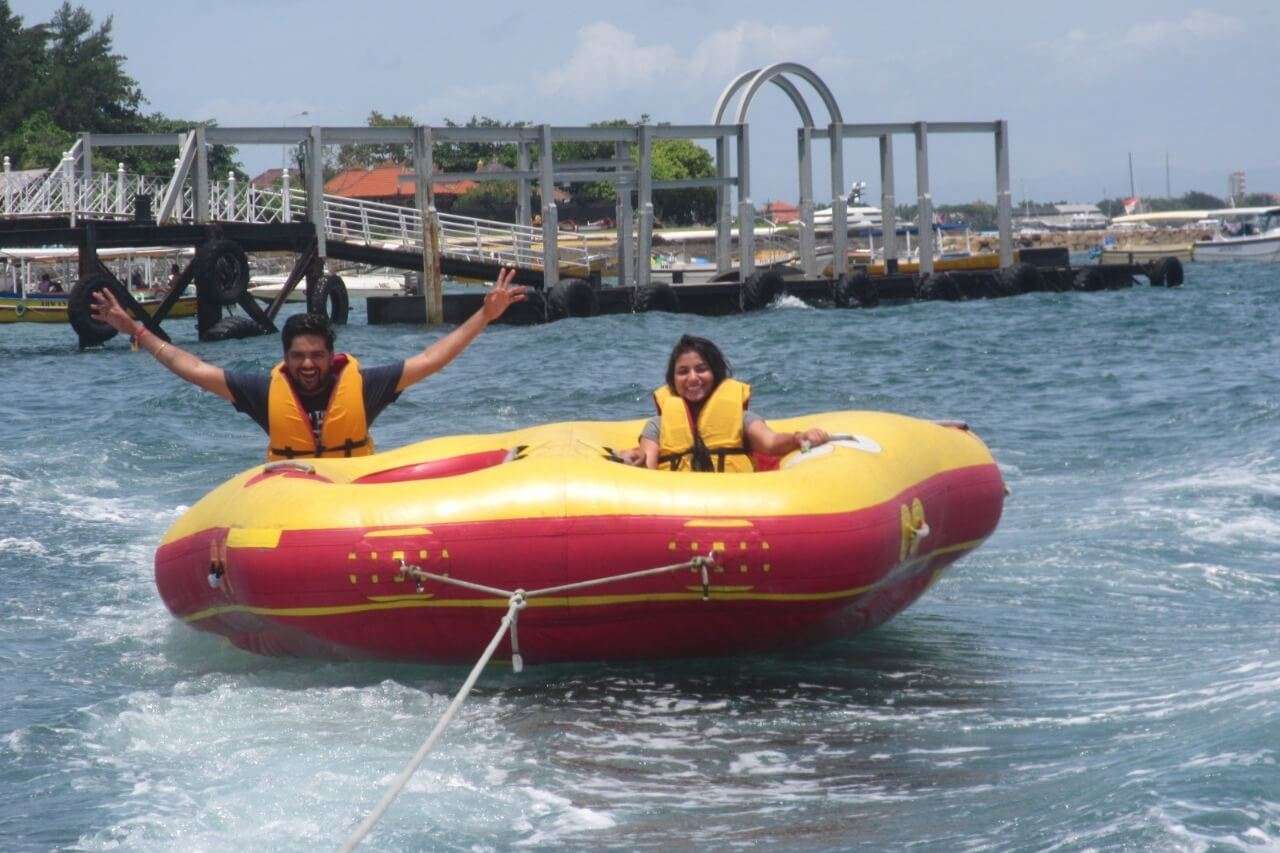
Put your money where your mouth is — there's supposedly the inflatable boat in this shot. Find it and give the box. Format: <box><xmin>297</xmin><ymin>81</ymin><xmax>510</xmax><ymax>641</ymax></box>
<box><xmin>154</xmin><ymin>412</ymin><xmax>1004</xmax><ymax>664</ymax></box>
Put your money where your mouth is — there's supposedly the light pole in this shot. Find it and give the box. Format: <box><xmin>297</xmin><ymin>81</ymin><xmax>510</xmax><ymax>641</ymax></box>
<box><xmin>282</xmin><ymin>110</ymin><xmax>310</xmax><ymax>172</ymax></box>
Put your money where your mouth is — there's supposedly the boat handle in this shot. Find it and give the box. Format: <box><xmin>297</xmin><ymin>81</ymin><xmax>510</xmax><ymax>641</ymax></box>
<box><xmin>263</xmin><ymin>461</ymin><xmax>316</xmax><ymax>475</ymax></box>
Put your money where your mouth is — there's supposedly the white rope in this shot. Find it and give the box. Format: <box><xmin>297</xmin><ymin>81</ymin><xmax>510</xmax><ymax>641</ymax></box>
<box><xmin>340</xmin><ymin>553</ymin><xmax>714</xmax><ymax>850</ymax></box>
<box><xmin>338</xmin><ymin>594</ymin><xmax>525</xmax><ymax>852</ymax></box>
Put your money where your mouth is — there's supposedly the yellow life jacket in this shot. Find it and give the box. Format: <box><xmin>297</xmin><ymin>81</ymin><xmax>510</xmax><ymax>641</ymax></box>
<box><xmin>654</xmin><ymin>378</ymin><xmax>754</xmax><ymax>472</ymax></box>
<box><xmin>267</xmin><ymin>353</ymin><xmax>374</xmax><ymax>461</ymax></box>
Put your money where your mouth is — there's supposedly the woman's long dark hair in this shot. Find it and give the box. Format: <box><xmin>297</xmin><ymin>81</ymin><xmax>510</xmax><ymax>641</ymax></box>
<box><xmin>664</xmin><ymin>334</ymin><xmax>731</xmax><ymax>394</ymax></box>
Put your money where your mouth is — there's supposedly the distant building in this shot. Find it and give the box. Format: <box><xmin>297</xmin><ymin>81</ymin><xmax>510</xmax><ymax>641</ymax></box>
<box><xmin>761</xmin><ymin>200</ymin><xmax>799</xmax><ymax>223</ymax></box>
<box><xmin>249</xmin><ymin>168</ymin><xmax>284</xmax><ymax>189</ymax></box>
<box><xmin>325</xmin><ymin>164</ymin><xmax>475</xmax><ymax>209</ymax></box>
<box><xmin>1228</xmin><ymin>171</ymin><xmax>1246</xmax><ymax>205</ymax></box>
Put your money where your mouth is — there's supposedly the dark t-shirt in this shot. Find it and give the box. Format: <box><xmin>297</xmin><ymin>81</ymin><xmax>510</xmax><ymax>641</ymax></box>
<box><xmin>225</xmin><ymin>361</ymin><xmax>405</xmax><ymax>443</ymax></box>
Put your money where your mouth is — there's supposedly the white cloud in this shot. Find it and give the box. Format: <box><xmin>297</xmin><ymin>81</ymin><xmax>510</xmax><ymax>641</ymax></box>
<box><xmin>537</xmin><ymin>22</ymin><xmax>680</xmax><ymax>100</ymax></box>
<box><xmin>537</xmin><ymin>20</ymin><xmax>838</xmax><ymax>105</ymax></box>
<box><xmin>1037</xmin><ymin>9</ymin><xmax>1244</xmax><ymax>74</ymax></box>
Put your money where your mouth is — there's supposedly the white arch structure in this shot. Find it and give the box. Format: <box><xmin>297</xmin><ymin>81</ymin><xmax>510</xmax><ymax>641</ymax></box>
<box><xmin>711</xmin><ymin>62</ymin><xmax>1014</xmax><ymax>277</ymax></box>
<box><xmin>711</xmin><ymin>62</ymin><xmax>848</xmax><ymax>277</ymax></box>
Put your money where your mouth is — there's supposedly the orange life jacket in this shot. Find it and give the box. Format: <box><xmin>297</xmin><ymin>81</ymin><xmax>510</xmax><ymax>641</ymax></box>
<box><xmin>266</xmin><ymin>353</ymin><xmax>374</xmax><ymax>461</ymax></box>
<box><xmin>654</xmin><ymin>378</ymin><xmax>753</xmax><ymax>472</ymax></box>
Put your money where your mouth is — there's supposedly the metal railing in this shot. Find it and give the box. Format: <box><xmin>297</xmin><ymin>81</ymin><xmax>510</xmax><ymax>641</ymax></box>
<box><xmin>1</xmin><ymin>157</ymin><xmax>608</xmax><ymax>275</ymax></box>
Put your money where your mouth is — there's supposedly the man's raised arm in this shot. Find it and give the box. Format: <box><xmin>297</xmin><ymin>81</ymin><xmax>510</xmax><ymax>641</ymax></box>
<box><xmin>397</xmin><ymin>267</ymin><xmax>528</xmax><ymax>392</ymax></box>
<box><xmin>90</xmin><ymin>289</ymin><xmax>233</xmax><ymax>401</ymax></box>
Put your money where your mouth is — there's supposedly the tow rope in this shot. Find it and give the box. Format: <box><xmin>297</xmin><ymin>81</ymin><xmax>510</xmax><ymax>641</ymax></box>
<box><xmin>338</xmin><ymin>549</ymin><xmax>719</xmax><ymax>851</ymax></box>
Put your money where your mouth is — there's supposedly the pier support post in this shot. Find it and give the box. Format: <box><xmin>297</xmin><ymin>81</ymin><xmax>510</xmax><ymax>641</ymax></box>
<box><xmin>517</xmin><ymin>140</ymin><xmax>532</xmax><ymax>268</ymax></box>
<box><xmin>615</xmin><ymin>140</ymin><xmax>634</xmax><ymax>289</ymax></box>
<box><xmin>80</xmin><ymin>132</ymin><xmax>93</xmax><ymax>188</ymax></box>
<box><xmin>306</xmin><ymin>126</ymin><xmax>326</xmax><ymax>258</ymax></box>
<box><xmin>879</xmin><ymin>134</ymin><xmax>897</xmax><ymax>272</ymax></box>
<box><xmin>281</xmin><ymin>168</ymin><xmax>291</xmax><ymax>222</ymax></box>
<box><xmin>828</xmin><ymin>121</ymin><xmax>846</xmax><ymax>278</ymax></box>
<box><xmin>994</xmin><ymin>119</ymin><xmax>1013</xmax><ymax>268</ymax></box>
<box><xmin>194</xmin><ymin>126</ymin><xmax>209</xmax><ymax>223</ymax></box>
<box><xmin>797</xmin><ymin>127</ymin><xmax>816</xmax><ymax>276</ymax></box>
<box><xmin>2</xmin><ymin>156</ymin><xmax>10</xmax><ymax>215</ymax></box>
<box><xmin>715</xmin><ymin>136</ymin><xmax>731</xmax><ymax>275</ymax></box>
<box><xmin>539</xmin><ymin>124</ymin><xmax>559</xmax><ymax>289</ymax></box>
<box><xmin>913</xmin><ymin>122</ymin><xmax>933</xmax><ymax>276</ymax></box>
<box><xmin>637</xmin><ymin>124</ymin><xmax>654</xmax><ymax>288</ymax></box>
<box><xmin>736</xmin><ymin>124</ymin><xmax>754</xmax><ymax>279</ymax></box>
<box><xmin>414</xmin><ymin>125</ymin><xmax>443</xmax><ymax>325</ymax></box>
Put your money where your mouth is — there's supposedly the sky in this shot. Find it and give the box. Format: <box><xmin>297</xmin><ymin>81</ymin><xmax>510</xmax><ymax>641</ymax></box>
<box><xmin>12</xmin><ymin>0</ymin><xmax>1280</xmax><ymax>207</ymax></box>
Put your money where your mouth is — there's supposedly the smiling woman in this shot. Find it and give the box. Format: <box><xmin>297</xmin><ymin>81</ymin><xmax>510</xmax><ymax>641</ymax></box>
<box><xmin>618</xmin><ymin>335</ymin><xmax>831</xmax><ymax>471</ymax></box>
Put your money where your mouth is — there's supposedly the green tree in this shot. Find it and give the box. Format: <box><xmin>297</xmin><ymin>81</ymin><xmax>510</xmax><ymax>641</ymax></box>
<box><xmin>0</xmin><ymin>1</ymin><xmax>46</xmax><ymax>142</ymax></box>
<box><xmin>335</xmin><ymin>110</ymin><xmax>415</xmax><ymax>170</ymax></box>
<box><xmin>649</xmin><ymin>137</ymin><xmax>715</xmax><ymax>225</ymax></box>
<box><xmin>38</xmin><ymin>3</ymin><xmax>142</xmax><ymax>134</ymax></box>
<box><xmin>6</xmin><ymin>110</ymin><xmax>73</xmax><ymax>169</ymax></box>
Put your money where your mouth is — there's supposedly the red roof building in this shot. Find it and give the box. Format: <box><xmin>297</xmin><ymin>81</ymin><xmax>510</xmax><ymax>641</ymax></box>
<box><xmin>324</xmin><ymin>164</ymin><xmax>477</xmax><ymax>207</ymax></box>
<box><xmin>762</xmin><ymin>200</ymin><xmax>799</xmax><ymax>223</ymax></box>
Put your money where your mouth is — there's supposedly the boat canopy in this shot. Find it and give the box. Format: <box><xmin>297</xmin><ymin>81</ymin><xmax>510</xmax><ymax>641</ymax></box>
<box><xmin>1112</xmin><ymin>206</ymin><xmax>1280</xmax><ymax>226</ymax></box>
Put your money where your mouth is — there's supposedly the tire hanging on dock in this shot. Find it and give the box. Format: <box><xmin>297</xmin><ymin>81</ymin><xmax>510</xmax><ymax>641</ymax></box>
<box><xmin>917</xmin><ymin>271</ymin><xmax>962</xmax><ymax>301</ymax></box>
<box><xmin>832</xmin><ymin>272</ymin><xmax>877</xmax><ymax>308</ymax></box>
<box><xmin>1147</xmin><ymin>256</ymin><xmax>1184</xmax><ymax>288</ymax></box>
<box><xmin>202</xmin><ymin>314</ymin><xmax>269</xmax><ymax>342</ymax></box>
<box><xmin>995</xmin><ymin>262</ymin><xmax>1043</xmax><ymax>296</ymax></box>
<box><xmin>740</xmin><ymin>270</ymin><xmax>783</xmax><ymax>311</ymax></box>
<box><xmin>67</xmin><ymin>273</ymin><xmax>129</xmax><ymax>346</ymax></box>
<box><xmin>309</xmin><ymin>274</ymin><xmax>350</xmax><ymax>324</ymax></box>
<box><xmin>547</xmin><ymin>278</ymin><xmax>599</xmax><ymax>319</ymax></box>
<box><xmin>632</xmin><ymin>283</ymin><xmax>681</xmax><ymax>314</ymax></box>
<box><xmin>196</xmin><ymin>239</ymin><xmax>250</xmax><ymax>306</ymax></box>
<box><xmin>1072</xmin><ymin>267</ymin><xmax>1107</xmax><ymax>292</ymax></box>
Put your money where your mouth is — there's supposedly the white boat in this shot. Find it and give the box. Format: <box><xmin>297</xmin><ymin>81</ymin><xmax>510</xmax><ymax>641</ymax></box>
<box><xmin>812</xmin><ymin>182</ymin><xmax>883</xmax><ymax>231</ymax></box>
<box><xmin>1192</xmin><ymin>207</ymin><xmax>1280</xmax><ymax>262</ymax></box>
<box><xmin>248</xmin><ymin>270</ymin><xmax>410</xmax><ymax>302</ymax></box>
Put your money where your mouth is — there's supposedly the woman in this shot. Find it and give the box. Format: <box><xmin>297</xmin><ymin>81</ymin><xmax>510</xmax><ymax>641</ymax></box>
<box><xmin>619</xmin><ymin>335</ymin><xmax>830</xmax><ymax>471</ymax></box>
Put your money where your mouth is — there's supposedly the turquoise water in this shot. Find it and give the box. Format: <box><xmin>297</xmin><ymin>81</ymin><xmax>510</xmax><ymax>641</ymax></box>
<box><xmin>2</xmin><ymin>266</ymin><xmax>1277</xmax><ymax>850</ymax></box>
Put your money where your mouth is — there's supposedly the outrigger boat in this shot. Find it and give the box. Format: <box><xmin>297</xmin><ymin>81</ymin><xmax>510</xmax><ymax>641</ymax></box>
<box><xmin>0</xmin><ymin>247</ymin><xmax>198</xmax><ymax>324</ymax></box>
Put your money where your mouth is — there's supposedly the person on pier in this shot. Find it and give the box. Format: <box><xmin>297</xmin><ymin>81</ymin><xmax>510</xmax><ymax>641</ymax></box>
<box><xmin>89</xmin><ymin>268</ymin><xmax>526</xmax><ymax>460</ymax></box>
<box><xmin>618</xmin><ymin>334</ymin><xmax>831</xmax><ymax>471</ymax></box>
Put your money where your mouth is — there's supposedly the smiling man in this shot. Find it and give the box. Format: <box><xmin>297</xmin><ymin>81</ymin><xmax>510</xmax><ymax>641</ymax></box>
<box><xmin>89</xmin><ymin>268</ymin><xmax>526</xmax><ymax>460</ymax></box>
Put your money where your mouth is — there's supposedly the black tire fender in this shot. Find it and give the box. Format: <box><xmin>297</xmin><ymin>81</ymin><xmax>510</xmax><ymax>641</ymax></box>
<box><xmin>200</xmin><ymin>314</ymin><xmax>270</xmax><ymax>342</ymax></box>
<box><xmin>1073</xmin><ymin>267</ymin><xmax>1107</xmax><ymax>292</ymax></box>
<box><xmin>917</xmin><ymin>271</ymin><xmax>962</xmax><ymax>301</ymax></box>
<box><xmin>995</xmin><ymin>262</ymin><xmax>1043</xmax><ymax>296</ymax></box>
<box><xmin>196</xmin><ymin>239</ymin><xmax>250</xmax><ymax>306</ymax></box>
<box><xmin>548</xmin><ymin>278</ymin><xmax>599</xmax><ymax>319</ymax></box>
<box><xmin>68</xmin><ymin>273</ymin><xmax>128</xmax><ymax>346</ymax></box>
<box><xmin>1148</xmin><ymin>256</ymin><xmax>1184</xmax><ymax>287</ymax></box>
<box><xmin>309</xmin><ymin>274</ymin><xmax>350</xmax><ymax>324</ymax></box>
<box><xmin>740</xmin><ymin>270</ymin><xmax>783</xmax><ymax>311</ymax></box>
<box><xmin>632</xmin><ymin>283</ymin><xmax>680</xmax><ymax>313</ymax></box>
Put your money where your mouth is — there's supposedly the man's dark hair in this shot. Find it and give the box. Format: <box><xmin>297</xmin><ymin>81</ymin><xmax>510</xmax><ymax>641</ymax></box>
<box><xmin>664</xmin><ymin>334</ymin><xmax>731</xmax><ymax>393</ymax></box>
<box><xmin>281</xmin><ymin>312</ymin><xmax>336</xmax><ymax>352</ymax></box>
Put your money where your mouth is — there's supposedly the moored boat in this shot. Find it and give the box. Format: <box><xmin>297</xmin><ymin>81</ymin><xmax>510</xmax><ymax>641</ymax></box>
<box><xmin>155</xmin><ymin>412</ymin><xmax>1004</xmax><ymax>664</ymax></box>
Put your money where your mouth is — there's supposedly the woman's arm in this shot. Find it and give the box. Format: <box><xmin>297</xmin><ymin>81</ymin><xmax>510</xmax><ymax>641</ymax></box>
<box><xmin>746</xmin><ymin>420</ymin><xmax>830</xmax><ymax>456</ymax></box>
<box><xmin>397</xmin><ymin>267</ymin><xmax>527</xmax><ymax>391</ymax></box>
<box><xmin>90</xmin><ymin>288</ymin><xmax>233</xmax><ymax>401</ymax></box>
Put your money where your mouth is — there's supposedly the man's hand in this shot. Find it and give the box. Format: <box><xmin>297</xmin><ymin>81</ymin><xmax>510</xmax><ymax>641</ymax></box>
<box><xmin>481</xmin><ymin>268</ymin><xmax>528</xmax><ymax>321</ymax></box>
<box><xmin>89</xmin><ymin>288</ymin><xmax>137</xmax><ymax>335</ymax></box>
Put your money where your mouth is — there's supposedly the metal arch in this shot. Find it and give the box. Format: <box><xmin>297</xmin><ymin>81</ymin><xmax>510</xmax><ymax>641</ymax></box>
<box><xmin>730</xmin><ymin>61</ymin><xmax>844</xmax><ymax>127</ymax></box>
<box><xmin>712</xmin><ymin>68</ymin><xmax>816</xmax><ymax>128</ymax></box>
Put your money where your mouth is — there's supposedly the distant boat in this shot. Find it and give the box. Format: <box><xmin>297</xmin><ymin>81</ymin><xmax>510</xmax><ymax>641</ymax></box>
<box><xmin>1192</xmin><ymin>207</ymin><xmax>1280</xmax><ymax>262</ymax></box>
<box><xmin>248</xmin><ymin>270</ymin><xmax>410</xmax><ymax>302</ymax></box>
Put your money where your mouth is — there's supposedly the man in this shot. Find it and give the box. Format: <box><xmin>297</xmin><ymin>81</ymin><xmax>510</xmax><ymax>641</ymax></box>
<box><xmin>89</xmin><ymin>268</ymin><xmax>526</xmax><ymax>459</ymax></box>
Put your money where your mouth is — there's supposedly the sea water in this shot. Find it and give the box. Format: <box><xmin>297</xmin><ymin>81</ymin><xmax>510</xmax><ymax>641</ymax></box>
<box><xmin>1</xmin><ymin>264</ymin><xmax>1277</xmax><ymax>850</ymax></box>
